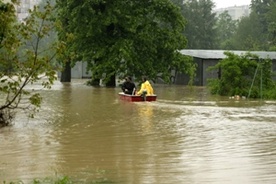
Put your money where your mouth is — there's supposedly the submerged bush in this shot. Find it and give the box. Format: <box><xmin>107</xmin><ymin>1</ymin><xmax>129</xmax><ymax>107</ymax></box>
<box><xmin>207</xmin><ymin>51</ymin><xmax>276</xmax><ymax>99</ymax></box>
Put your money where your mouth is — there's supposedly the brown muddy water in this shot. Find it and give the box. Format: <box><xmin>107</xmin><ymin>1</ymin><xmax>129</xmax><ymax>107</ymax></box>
<box><xmin>0</xmin><ymin>79</ymin><xmax>276</xmax><ymax>183</ymax></box>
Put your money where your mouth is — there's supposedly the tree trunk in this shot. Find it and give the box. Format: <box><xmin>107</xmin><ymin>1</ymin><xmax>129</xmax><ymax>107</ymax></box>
<box><xmin>60</xmin><ymin>60</ymin><xmax>71</xmax><ymax>82</ymax></box>
<box><xmin>88</xmin><ymin>78</ymin><xmax>100</xmax><ymax>86</ymax></box>
<box><xmin>105</xmin><ymin>74</ymin><xmax>116</xmax><ymax>87</ymax></box>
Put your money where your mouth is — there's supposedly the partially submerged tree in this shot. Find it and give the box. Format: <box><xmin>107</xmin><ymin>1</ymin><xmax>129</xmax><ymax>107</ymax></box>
<box><xmin>0</xmin><ymin>0</ymin><xmax>63</xmax><ymax>127</ymax></box>
<box><xmin>207</xmin><ymin>52</ymin><xmax>276</xmax><ymax>99</ymax></box>
<box><xmin>56</xmin><ymin>0</ymin><xmax>195</xmax><ymax>86</ymax></box>
<box><xmin>55</xmin><ymin>0</ymin><xmax>77</xmax><ymax>83</ymax></box>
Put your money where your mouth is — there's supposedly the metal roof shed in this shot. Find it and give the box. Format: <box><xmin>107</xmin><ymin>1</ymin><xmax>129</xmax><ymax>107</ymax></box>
<box><xmin>177</xmin><ymin>50</ymin><xmax>276</xmax><ymax>86</ymax></box>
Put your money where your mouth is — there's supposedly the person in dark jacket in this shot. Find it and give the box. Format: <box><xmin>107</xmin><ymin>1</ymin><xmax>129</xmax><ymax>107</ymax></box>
<box><xmin>121</xmin><ymin>76</ymin><xmax>136</xmax><ymax>95</ymax></box>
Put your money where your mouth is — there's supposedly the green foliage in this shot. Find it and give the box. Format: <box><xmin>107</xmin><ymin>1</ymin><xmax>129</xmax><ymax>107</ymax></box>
<box><xmin>207</xmin><ymin>52</ymin><xmax>276</xmax><ymax>99</ymax></box>
<box><xmin>181</xmin><ymin>0</ymin><xmax>217</xmax><ymax>49</ymax></box>
<box><xmin>32</xmin><ymin>176</ymin><xmax>71</xmax><ymax>184</ymax></box>
<box><xmin>2</xmin><ymin>176</ymin><xmax>71</xmax><ymax>184</ymax></box>
<box><xmin>176</xmin><ymin>0</ymin><xmax>276</xmax><ymax>51</ymax></box>
<box><xmin>0</xmin><ymin>1</ymin><xmax>63</xmax><ymax>126</ymax></box>
<box><xmin>265</xmin><ymin>2</ymin><xmax>276</xmax><ymax>50</ymax></box>
<box><xmin>231</xmin><ymin>12</ymin><xmax>265</xmax><ymax>50</ymax></box>
<box><xmin>262</xmin><ymin>85</ymin><xmax>276</xmax><ymax>99</ymax></box>
<box><xmin>230</xmin><ymin>0</ymin><xmax>276</xmax><ymax>51</ymax></box>
<box><xmin>173</xmin><ymin>53</ymin><xmax>196</xmax><ymax>85</ymax></box>
<box><xmin>215</xmin><ymin>11</ymin><xmax>238</xmax><ymax>50</ymax></box>
<box><xmin>56</xmin><ymin>0</ymin><xmax>194</xmax><ymax>84</ymax></box>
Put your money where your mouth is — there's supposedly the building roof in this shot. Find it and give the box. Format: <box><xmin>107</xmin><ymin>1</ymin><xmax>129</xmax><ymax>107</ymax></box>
<box><xmin>180</xmin><ymin>50</ymin><xmax>276</xmax><ymax>60</ymax></box>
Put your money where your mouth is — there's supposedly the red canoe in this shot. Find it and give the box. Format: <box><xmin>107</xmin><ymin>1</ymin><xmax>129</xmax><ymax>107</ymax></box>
<box><xmin>118</xmin><ymin>92</ymin><xmax>157</xmax><ymax>102</ymax></box>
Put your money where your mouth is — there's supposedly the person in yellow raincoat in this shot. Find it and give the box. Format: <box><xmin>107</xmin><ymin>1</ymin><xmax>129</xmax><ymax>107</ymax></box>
<box><xmin>136</xmin><ymin>76</ymin><xmax>154</xmax><ymax>96</ymax></box>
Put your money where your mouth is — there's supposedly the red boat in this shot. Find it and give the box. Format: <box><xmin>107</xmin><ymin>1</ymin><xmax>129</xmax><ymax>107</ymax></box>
<box><xmin>118</xmin><ymin>92</ymin><xmax>157</xmax><ymax>102</ymax></box>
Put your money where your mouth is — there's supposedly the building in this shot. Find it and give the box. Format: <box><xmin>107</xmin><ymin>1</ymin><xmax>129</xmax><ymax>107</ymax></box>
<box><xmin>3</xmin><ymin>0</ymin><xmax>41</xmax><ymax>21</ymax></box>
<box><xmin>16</xmin><ymin>0</ymin><xmax>41</xmax><ymax>21</ymax></box>
<box><xmin>68</xmin><ymin>61</ymin><xmax>92</xmax><ymax>79</ymax></box>
<box><xmin>214</xmin><ymin>5</ymin><xmax>250</xmax><ymax>20</ymax></box>
<box><xmin>176</xmin><ymin>50</ymin><xmax>276</xmax><ymax>86</ymax></box>
<box><xmin>68</xmin><ymin>50</ymin><xmax>276</xmax><ymax>87</ymax></box>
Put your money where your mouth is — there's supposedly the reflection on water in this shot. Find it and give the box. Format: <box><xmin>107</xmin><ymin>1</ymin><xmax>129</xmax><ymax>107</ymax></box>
<box><xmin>137</xmin><ymin>103</ymin><xmax>154</xmax><ymax>134</ymax></box>
<box><xmin>0</xmin><ymin>80</ymin><xmax>276</xmax><ymax>183</ymax></box>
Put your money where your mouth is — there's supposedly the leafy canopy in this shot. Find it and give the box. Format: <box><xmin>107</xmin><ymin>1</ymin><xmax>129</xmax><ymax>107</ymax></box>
<box><xmin>56</xmin><ymin>0</ymin><xmax>195</xmax><ymax>83</ymax></box>
<box><xmin>181</xmin><ymin>0</ymin><xmax>217</xmax><ymax>49</ymax></box>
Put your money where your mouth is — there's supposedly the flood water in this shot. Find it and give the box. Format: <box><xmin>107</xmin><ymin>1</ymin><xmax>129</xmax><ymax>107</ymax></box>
<box><xmin>0</xmin><ymin>79</ymin><xmax>276</xmax><ymax>183</ymax></box>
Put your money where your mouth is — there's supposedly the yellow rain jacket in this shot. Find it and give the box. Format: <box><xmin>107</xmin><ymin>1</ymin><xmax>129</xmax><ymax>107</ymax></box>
<box><xmin>137</xmin><ymin>80</ymin><xmax>154</xmax><ymax>95</ymax></box>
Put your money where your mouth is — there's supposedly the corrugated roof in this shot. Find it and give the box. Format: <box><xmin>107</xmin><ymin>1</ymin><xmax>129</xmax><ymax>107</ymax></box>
<box><xmin>180</xmin><ymin>50</ymin><xmax>276</xmax><ymax>60</ymax></box>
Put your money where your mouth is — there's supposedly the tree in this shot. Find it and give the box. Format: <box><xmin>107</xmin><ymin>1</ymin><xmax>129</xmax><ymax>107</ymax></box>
<box><xmin>251</xmin><ymin>0</ymin><xmax>273</xmax><ymax>33</ymax></box>
<box><xmin>181</xmin><ymin>0</ymin><xmax>217</xmax><ymax>49</ymax></box>
<box><xmin>0</xmin><ymin>0</ymin><xmax>63</xmax><ymax>126</ymax></box>
<box><xmin>232</xmin><ymin>0</ymin><xmax>276</xmax><ymax>51</ymax></box>
<box><xmin>231</xmin><ymin>13</ymin><xmax>264</xmax><ymax>50</ymax></box>
<box><xmin>207</xmin><ymin>52</ymin><xmax>276</xmax><ymax>99</ymax></box>
<box><xmin>55</xmin><ymin>0</ymin><xmax>77</xmax><ymax>83</ymax></box>
<box><xmin>56</xmin><ymin>0</ymin><xmax>195</xmax><ymax>86</ymax></box>
<box><xmin>263</xmin><ymin>1</ymin><xmax>276</xmax><ymax>50</ymax></box>
<box><xmin>215</xmin><ymin>11</ymin><xmax>238</xmax><ymax>50</ymax></box>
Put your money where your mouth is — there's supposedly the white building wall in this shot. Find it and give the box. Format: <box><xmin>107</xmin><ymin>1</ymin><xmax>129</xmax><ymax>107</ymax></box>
<box><xmin>215</xmin><ymin>5</ymin><xmax>250</xmax><ymax>20</ymax></box>
<box><xmin>16</xmin><ymin>0</ymin><xmax>42</xmax><ymax>21</ymax></box>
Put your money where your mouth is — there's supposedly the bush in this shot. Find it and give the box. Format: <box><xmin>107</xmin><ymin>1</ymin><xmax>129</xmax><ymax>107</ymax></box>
<box><xmin>207</xmin><ymin>51</ymin><xmax>276</xmax><ymax>99</ymax></box>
